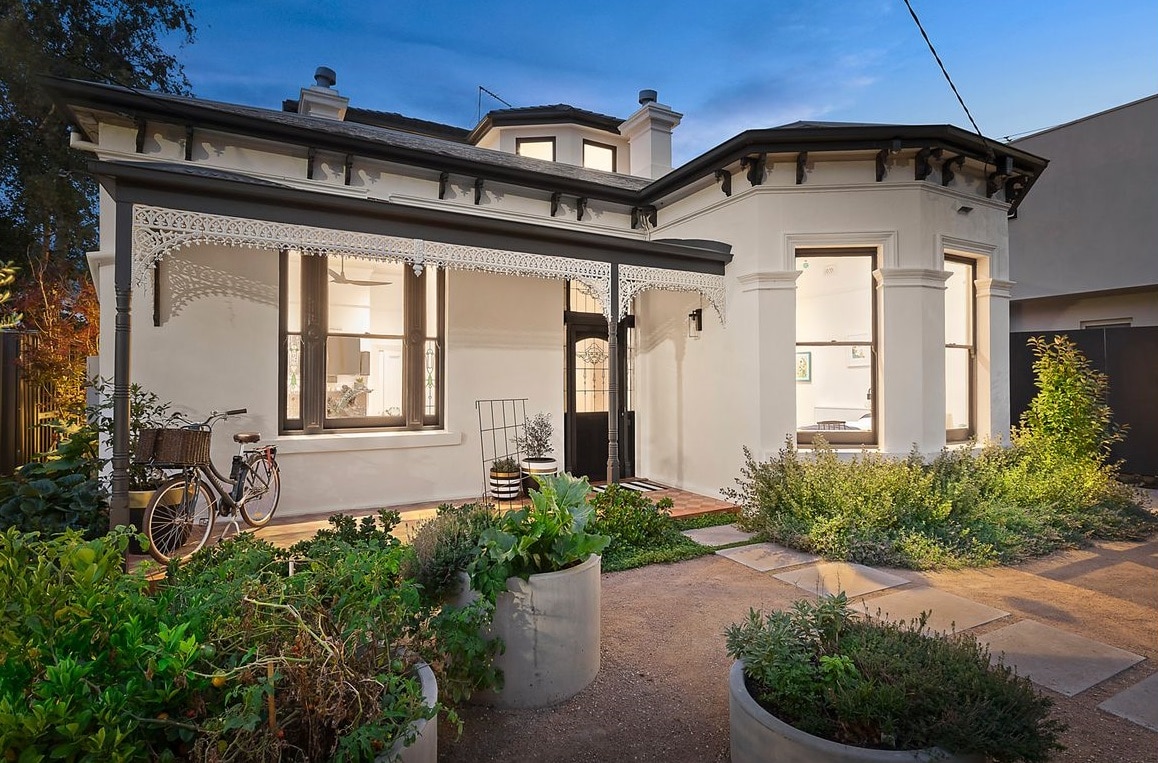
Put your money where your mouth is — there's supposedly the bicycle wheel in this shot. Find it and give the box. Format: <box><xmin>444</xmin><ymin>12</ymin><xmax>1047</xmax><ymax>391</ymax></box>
<box><xmin>239</xmin><ymin>453</ymin><xmax>280</xmax><ymax>527</ymax></box>
<box><xmin>144</xmin><ymin>474</ymin><xmax>216</xmax><ymax>563</ymax></box>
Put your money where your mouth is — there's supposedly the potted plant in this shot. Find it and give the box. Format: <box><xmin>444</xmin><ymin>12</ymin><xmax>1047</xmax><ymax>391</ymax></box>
<box><xmin>488</xmin><ymin>457</ymin><xmax>522</xmax><ymax>501</ymax></box>
<box><xmin>462</xmin><ymin>472</ymin><xmax>610</xmax><ymax>709</ymax></box>
<box><xmin>515</xmin><ymin>412</ymin><xmax>557</xmax><ymax>491</ymax></box>
<box><xmin>725</xmin><ymin>593</ymin><xmax>1066</xmax><ymax>763</ymax></box>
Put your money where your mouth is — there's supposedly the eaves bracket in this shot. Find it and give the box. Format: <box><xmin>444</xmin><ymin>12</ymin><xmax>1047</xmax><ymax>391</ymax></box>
<box><xmin>714</xmin><ymin>169</ymin><xmax>732</xmax><ymax>197</ymax></box>
<box><xmin>796</xmin><ymin>152</ymin><xmax>808</xmax><ymax>185</ymax></box>
<box><xmin>740</xmin><ymin>154</ymin><xmax>766</xmax><ymax>186</ymax></box>
<box><xmin>941</xmin><ymin>155</ymin><xmax>965</xmax><ymax>187</ymax></box>
<box><xmin>915</xmin><ymin>147</ymin><xmax>943</xmax><ymax>181</ymax></box>
<box><xmin>631</xmin><ymin>205</ymin><xmax>657</xmax><ymax>230</ymax></box>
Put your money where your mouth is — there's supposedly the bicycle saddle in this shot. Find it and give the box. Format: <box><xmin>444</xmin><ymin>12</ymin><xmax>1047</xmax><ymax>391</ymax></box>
<box><xmin>233</xmin><ymin>432</ymin><xmax>261</xmax><ymax>444</ymax></box>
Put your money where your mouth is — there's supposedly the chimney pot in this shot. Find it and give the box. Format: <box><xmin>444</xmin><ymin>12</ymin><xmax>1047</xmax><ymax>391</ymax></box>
<box><xmin>314</xmin><ymin>66</ymin><xmax>337</xmax><ymax>88</ymax></box>
<box><xmin>638</xmin><ymin>89</ymin><xmax>658</xmax><ymax>105</ymax></box>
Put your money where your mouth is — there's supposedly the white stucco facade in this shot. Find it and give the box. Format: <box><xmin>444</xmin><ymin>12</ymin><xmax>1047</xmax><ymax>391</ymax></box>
<box><xmin>60</xmin><ymin>76</ymin><xmax>1043</xmax><ymax>517</ymax></box>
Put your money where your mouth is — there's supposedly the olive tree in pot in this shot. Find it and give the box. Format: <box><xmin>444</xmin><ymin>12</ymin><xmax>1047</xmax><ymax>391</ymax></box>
<box><xmin>515</xmin><ymin>412</ymin><xmax>557</xmax><ymax>492</ymax></box>
<box><xmin>463</xmin><ymin>472</ymin><xmax>610</xmax><ymax>709</ymax></box>
<box><xmin>725</xmin><ymin>594</ymin><xmax>1066</xmax><ymax>763</ymax></box>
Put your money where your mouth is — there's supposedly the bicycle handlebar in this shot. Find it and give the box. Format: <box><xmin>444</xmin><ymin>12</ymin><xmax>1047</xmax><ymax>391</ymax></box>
<box><xmin>172</xmin><ymin>408</ymin><xmax>248</xmax><ymax>429</ymax></box>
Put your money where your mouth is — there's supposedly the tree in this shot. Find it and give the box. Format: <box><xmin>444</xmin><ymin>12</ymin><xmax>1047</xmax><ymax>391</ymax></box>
<box><xmin>1</xmin><ymin>0</ymin><xmax>196</xmax><ymax>266</ymax></box>
<box><xmin>0</xmin><ymin>0</ymin><xmax>195</xmax><ymax>418</ymax></box>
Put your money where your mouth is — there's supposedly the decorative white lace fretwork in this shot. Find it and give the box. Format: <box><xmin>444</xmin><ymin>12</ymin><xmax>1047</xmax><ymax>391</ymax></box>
<box><xmin>131</xmin><ymin>205</ymin><xmax>612</xmax><ymax>319</ymax></box>
<box><xmin>619</xmin><ymin>264</ymin><xmax>726</xmax><ymax>325</ymax></box>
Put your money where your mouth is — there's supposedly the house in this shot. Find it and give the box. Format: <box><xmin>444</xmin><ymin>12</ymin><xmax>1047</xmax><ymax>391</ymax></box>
<box><xmin>1008</xmin><ymin>94</ymin><xmax>1158</xmax><ymax>476</ymax></box>
<box><xmin>46</xmin><ymin>69</ymin><xmax>1048</xmax><ymax>523</ymax></box>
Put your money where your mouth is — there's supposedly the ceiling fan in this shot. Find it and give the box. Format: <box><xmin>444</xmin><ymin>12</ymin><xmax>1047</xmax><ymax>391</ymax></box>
<box><xmin>328</xmin><ymin>256</ymin><xmax>392</xmax><ymax>287</ymax></box>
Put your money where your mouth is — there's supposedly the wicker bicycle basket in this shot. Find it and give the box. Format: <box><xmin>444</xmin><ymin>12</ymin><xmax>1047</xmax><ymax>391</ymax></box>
<box><xmin>134</xmin><ymin>428</ymin><xmax>212</xmax><ymax>467</ymax></box>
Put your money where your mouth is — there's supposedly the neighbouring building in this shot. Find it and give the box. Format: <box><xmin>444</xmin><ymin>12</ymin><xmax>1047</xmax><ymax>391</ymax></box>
<box><xmin>47</xmin><ymin>69</ymin><xmax>1048</xmax><ymax>521</ymax></box>
<box><xmin>1009</xmin><ymin>94</ymin><xmax>1158</xmax><ymax>476</ymax></box>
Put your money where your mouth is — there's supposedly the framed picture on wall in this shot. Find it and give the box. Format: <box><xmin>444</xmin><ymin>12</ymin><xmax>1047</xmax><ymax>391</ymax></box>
<box><xmin>847</xmin><ymin>333</ymin><xmax>870</xmax><ymax>367</ymax></box>
<box><xmin>795</xmin><ymin>351</ymin><xmax>812</xmax><ymax>382</ymax></box>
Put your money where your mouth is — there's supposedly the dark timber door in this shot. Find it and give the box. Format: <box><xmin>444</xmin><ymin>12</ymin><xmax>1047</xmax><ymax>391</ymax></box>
<box><xmin>564</xmin><ymin>284</ymin><xmax>634</xmax><ymax>482</ymax></box>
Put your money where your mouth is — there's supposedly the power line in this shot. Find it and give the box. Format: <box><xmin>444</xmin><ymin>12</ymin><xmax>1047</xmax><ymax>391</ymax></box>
<box><xmin>901</xmin><ymin>0</ymin><xmax>993</xmax><ymax>160</ymax></box>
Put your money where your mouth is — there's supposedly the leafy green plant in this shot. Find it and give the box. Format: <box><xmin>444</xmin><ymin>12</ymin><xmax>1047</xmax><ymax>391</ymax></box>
<box><xmin>589</xmin><ymin>485</ymin><xmax>672</xmax><ymax>548</ymax></box>
<box><xmin>0</xmin><ymin>527</ymin><xmax>205</xmax><ymax>761</ymax></box>
<box><xmin>1015</xmin><ymin>334</ymin><xmax>1124</xmax><ymax>463</ymax></box>
<box><xmin>725</xmin><ymin>594</ymin><xmax>1065</xmax><ymax>762</ymax></box>
<box><xmin>469</xmin><ymin>472</ymin><xmax>609</xmax><ymax>600</ymax></box>
<box><xmin>515</xmin><ymin>412</ymin><xmax>554</xmax><ymax>459</ymax></box>
<box><xmin>88</xmin><ymin>377</ymin><xmax>183</xmax><ymax>490</ymax></box>
<box><xmin>406</xmin><ymin>503</ymin><xmax>500</xmax><ymax>603</ymax></box>
<box><xmin>0</xmin><ymin>422</ymin><xmax>107</xmax><ymax>537</ymax></box>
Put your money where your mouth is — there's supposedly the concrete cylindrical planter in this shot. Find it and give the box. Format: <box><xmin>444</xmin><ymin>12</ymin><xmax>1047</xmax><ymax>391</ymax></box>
<box><xmin>464</xmin><ymin>553</ymin><xmax>601</xmax><ymax>709</ymax></box>
<box><xmin>488</xmin><ymin>469</ymin><xmax>522</xmax><ymax>501</ymax></box>
<box><xmin>380</xmin><ymin>660</ymin><xmax>438</xmax><ymax>763</ymax></box>
<box><xmin>729</xmin><ymin>662</ymin><xmax>981</xmax><ymax>763</ymax></box>
<box><xmin>520</xmin><ymin>457</ymin><xmax>558</xmax><ymax>493</ymax></box>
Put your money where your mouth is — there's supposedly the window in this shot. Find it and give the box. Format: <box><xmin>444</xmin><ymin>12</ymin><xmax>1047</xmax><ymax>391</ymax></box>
<box><xmin>583</xmin><ymin>140</ymin><xmax>616</xmax><ymax>172</ymax></box>
<box><xmin>795</xmin><ymin>249</ymin><xmax>876</xmax><ymax>444</ymax></box>
<box><xmin>945</xmin><ymin>257</ymin><xmax>974</xmax><ymax>440</ymax></box>
<box><xmin>281</xmin><ymin>251</ymin><xmax>443</xmax><ymax>433</ymax></box>
<box><xmin>515</xmin><ymin>137</ymin><xmax>555</xmax><ymax>162</ymax></box>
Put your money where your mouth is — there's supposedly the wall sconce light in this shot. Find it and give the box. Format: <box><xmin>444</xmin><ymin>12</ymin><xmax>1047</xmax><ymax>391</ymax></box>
<box><xmin>956</xmin><ymin>204</ymin><xmax>974</xmax><ymax>215</ymax></box>
<box><xmin>687</xmin><ymin>308</ymin><xmax>703</xmax><ymax>339</ymax></box>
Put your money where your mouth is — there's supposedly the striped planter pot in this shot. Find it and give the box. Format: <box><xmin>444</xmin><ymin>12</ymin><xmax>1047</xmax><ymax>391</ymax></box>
<box><xmin>489</xmin><ymin>470</ymin><xmax>522</xmax><ymax>501</ymax></box>
<box><xmin>520</xmin><ymin>458</ymin><xmax>558</xmax><ymax>492</ymax></box>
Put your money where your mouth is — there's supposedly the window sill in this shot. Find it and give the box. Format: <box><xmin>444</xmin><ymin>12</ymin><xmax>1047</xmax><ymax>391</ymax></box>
<box><xmin>273</xmin><ymin>429</ymin><xmax>462</xmax><ymax>454</ymax></box>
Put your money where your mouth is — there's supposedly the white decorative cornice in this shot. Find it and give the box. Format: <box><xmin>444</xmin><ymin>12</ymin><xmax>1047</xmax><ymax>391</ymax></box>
<box><xmin>736</xmin><ymin>270</ymin><xmax>802</xmax><ymax>292</ymax></box>
<box><xmin>873</xmin><ymin>268</ymin><xmax>953</xmax><ymax>289</ymax></box>
<box><xmin>975</xmin><ymin>278</ymin><xmax>1016</xmax><ymax>299</ymax></box>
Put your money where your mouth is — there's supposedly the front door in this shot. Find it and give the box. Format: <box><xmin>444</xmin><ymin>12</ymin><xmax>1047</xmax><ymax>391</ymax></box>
<box><xmin>564</xmin><ymin>295</ymin><xmax>634</xmax><ymax>482</ymax></box>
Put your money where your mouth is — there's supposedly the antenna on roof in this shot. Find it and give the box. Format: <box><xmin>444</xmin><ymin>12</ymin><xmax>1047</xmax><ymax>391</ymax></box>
<box><xmin>477</xmin><ymin>85</ymin><xmax>513</xmax><ymax>123</ymax></box>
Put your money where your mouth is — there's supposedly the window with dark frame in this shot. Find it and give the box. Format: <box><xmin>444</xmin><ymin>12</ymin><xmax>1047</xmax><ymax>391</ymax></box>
<box><xmin>945</xmin><ymin>256</ymin><xmax>975</xmax><ymax>441</ymax></box>
<box><xmin>515</xmin><ymin>137</ymin><xmax>556</xmax><ymax>162</ymax></box>
<box><xmin>280</xmin><ymin>250</ymin><xmax>444</xmax><ymax>434</ymax></box>
<box><xmin>582</xmin><ymin>139</ymin><xmax>617</xmax><ymax>172</ymax></box>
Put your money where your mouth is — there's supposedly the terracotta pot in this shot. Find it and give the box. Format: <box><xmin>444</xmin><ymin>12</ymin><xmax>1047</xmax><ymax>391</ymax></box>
<box><xmin>729</xmin><ymin>661</ymin><xmax>982</xmax><ymax>763</ymax></box>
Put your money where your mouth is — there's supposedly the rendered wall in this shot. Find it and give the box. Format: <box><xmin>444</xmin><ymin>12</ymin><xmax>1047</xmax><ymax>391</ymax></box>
<box><xmin>91</xmin><ymin>243</ymin><xmax>564</xmax><ymax>517</ymax></box>
<box><xmin>1010</xmin><ymin>288</ymin><xmax>1158</xmax><ymax>331</ymax></box>
<box><xmin>635</xmin><ymin>171</ymin><xmax>1012</xmax><ymax>498</ymax></box>
<box><xmin>1009</xmin><ymin>95</ymin><xmax>1158</xmax><ymax>300</ymax></box>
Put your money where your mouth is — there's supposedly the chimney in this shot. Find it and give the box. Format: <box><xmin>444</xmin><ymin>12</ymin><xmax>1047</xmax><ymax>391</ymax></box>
<box><xmin>620</xmin><ymin>89</ymin><xmax>682</xmax><ymax>179</ymax></box>
<box><xmin>297</xmin><ymin>66</ymin><xmax>348</xmax><ymax>120</ymax></box>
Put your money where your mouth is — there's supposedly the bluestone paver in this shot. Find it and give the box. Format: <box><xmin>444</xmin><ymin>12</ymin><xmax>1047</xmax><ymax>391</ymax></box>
<box><xmin>774</xmin><ymin>562</ymin><xmax>909</xmax><ymax>598</ymax></box>
<box><xmin>682</xmin><ymin>524</ymin><xmax>756</xmax><ymax>547</ymax></box>
<box><xmin>863</xmin><ymin>587</ymin><xmax>1008</xmax><ymax>634</ymax></box>
<box><xmin>715</xmin><ymin>543</ymin><xmax>819</xmax><ymax>572</ymax></box>
<box><xmin>982</xmin><ymin>620</ymin><xmax>1144</xmax><ymax>697</ymax></box>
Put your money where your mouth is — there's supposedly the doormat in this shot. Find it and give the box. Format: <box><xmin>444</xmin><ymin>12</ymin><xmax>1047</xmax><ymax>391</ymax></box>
<box><xmin>591</xmin><ymin>479</ymin><xmax>667</xmax><ymax>494</ymax></box>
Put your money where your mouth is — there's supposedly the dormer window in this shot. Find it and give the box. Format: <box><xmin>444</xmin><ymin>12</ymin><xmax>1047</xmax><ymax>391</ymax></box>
<box><xmin>516</xmin><ymin>137</ymin><xmax>555</xmax><ymax>162</ymax></box>
<box><xmin>583</xmin><ymin>140</ymin><xmax>617</xmax><ymax>172</ymax></box>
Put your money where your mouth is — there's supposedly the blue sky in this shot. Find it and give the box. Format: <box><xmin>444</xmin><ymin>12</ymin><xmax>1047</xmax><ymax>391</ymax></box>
<box><xmin>173</xmin><ymin>0</ymin><xmax>1157</xmax><ymax>165</ymax></box>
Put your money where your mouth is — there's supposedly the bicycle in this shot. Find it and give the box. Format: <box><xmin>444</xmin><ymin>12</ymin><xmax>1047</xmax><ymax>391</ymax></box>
<box><xmin>135</xmin><ymin>408</ymin><xmax>281</xmax><ymax>563</ymax></box>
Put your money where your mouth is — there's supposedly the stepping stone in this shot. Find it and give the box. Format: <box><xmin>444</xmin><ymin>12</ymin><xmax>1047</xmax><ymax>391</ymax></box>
<box><xmin>981</xmin><ymin>620</ymin><xmax>1144</xmax><ymax>697</ymax></box>
<box><xmin>774</xmin><ymin>562</ymin><xmax>908</xmax><ymax>598</ymax></box>
<box><xmin>1099</xmin><ymin>672</ymin><xmax>1158</xmax><ymax>732</ymax></box>
<box><xmin>864</xmin><ymin>588</ymin><xmax>1008</xmax><ymax>634</ymax></box>
<box><xmin>715</xmin><ymin>543</ymin><xmax>819</xmax><ymax>572</ymax></box>
<box><xmin>682</xmin><ymin>524</ymin><xmax>756</xmax><ymax>547</ymax></box>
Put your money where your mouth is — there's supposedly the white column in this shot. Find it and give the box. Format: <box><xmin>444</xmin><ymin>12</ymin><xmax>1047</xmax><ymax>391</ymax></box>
<box><xmin>975</xmin><ymin>278</ymin><xmax>1015</xmax><ymax>445</ymax></box>
<box><xmin>737</xmin><ymin>270</ymin><xmax>801</xmax><ymax>459</ymax></box>
<box><xmin>874</xmin><ymin>268</ymin><xmax>951</xmax><ymax>456</ymax></box>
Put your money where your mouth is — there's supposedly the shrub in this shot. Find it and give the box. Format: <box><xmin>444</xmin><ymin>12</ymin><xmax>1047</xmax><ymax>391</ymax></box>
<box><xmin>406</xmin><ymin>503</ymin><xmax>500</xmax><ymax>603</ymax></box>
<box><xmin>589</xmin><ymin>484</ymin><xmax>672</xmax><ymax>549</ymax></box>
<box><xmin>0</xmin><ymin>528</ymin><xmax>204</xmax><ymax>760</ymax></box>
<box><xmin>0</xmin><ymin>423</ymin><xmax>107</xmax><ymax>537</ymax></box>
<box><xmin>725</xmin><ymin>594</ymin><xmax>1066</xmax><ymax>762</ymax></box>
